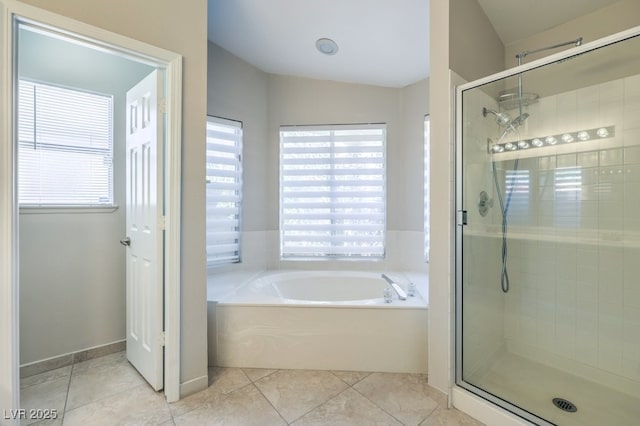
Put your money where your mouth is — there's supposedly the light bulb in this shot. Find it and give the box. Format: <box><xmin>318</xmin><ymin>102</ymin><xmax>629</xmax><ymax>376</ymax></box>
<box><xmin>545</xmin><ymin>136</ymin><xmax>557</xmax><ymax>145</ymax></box>
<box><xmin>577</xmin><ymin>131</ymin><xmax>590</xmax><ymax>141</ymax></box>
<box><xmin>562</xmin><ymin>133</ymin><xmax>574</xmax><ymax>143</ymax></box>
<box><xmin>597</xmin><ymin>127</ymin><xmax>609</xmax><ymax>138</ymax></box>
<box><xmin>504</xmin><ymin>142</ymin><xmax>515</xmax><ymax>151</ymax></box>
<box><xmin>531</xmin><ymin>138</ymin><xmax>543</xmax><ymax>147</ymax></box>
<box><xmin>518</xmin><ymin>141</ymin><xmax>530</xmax><ymax>149</ymax></box>
<box><xmin>491</xmin><ymin>144</ymin><xmax>504</xmax><ymax>153</ymax></box>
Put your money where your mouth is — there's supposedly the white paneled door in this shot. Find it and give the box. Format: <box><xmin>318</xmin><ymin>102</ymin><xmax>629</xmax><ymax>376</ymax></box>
<box><xmin>124</xmin><ymin>70</ymin><xmax>164</xmax><ymax>391</ymax></box>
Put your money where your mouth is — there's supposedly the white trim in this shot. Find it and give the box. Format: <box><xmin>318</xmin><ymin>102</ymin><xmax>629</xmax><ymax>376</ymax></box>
<box><xmin>179</xmin><ymin>374</ymin><xmax>209</xmax><ymax>399</ymax></box>
<box><xmin>19</xmin><ymin>205</ymin><xmax>119</xmax><ymax>214</ymax></box>
<box><xmin>0</xmin><ymin>1</ymin><xmax>19</xmax><ymax>419</ymax></box>
<box><xmin>164</xmin><ymin>54</ymin><xmax>182</xmax><ymax>403</ymax></box>
<box><xmin>0</xmin><ymin>0</ymin><xmax>183</xmax><ymax>408</ymax></box>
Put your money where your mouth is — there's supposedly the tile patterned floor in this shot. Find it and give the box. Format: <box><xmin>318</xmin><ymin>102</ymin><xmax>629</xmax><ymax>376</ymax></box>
<box><xmin>20</xmin><ymin>351</ymin><xmax>483</xmax><ymax>425</ymax></box>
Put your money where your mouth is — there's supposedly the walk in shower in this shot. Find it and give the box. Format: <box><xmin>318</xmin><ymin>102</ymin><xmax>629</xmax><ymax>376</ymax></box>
<box><xmin>456</xmin><ymin>27</ymin><xmax>640</xmax><ymax>425</ymax></box>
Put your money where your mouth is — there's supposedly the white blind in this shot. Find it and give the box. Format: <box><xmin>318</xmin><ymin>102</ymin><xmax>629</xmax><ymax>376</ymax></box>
<box><xmin>424</xmin><ymin>115</ymin><xmax>430</xmax><ymax>262</ymax></box>
<box><xmin>206</xmin><ymin>116</ymin><xmax>242</xmax><ymax>267</ymax></box>
<box><xmin>505</xmin><ymin>169</ymin><xmax>531</xmax><ymax>226</ymax></box>
<box><xmin>18</xmin><ymin>80</ymin><xmax>114</xmax><ymax>206</ymax></box>
<box><xmin>280</xmin><ymin>124</ymin><xmax>386</xmax><ymax>259</ymax></box>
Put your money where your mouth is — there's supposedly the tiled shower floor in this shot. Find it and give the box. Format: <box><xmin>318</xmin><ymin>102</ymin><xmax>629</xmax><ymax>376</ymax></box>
<box><xmin>467</xmin><ymin>351</ymin><xmax>640</xmax><ymax>426</ymax></box>
<box><xmin>20</xmin><ymin>351</ymin><xmax>482</xmax><ymax>425</ymax></box>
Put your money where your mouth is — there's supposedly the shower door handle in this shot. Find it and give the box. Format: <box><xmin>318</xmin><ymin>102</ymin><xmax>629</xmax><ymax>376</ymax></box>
<box><xmin>120</xmin><ymin>237</ymin><xmax>131</xmax><ymax>246</ymax></box>
<box><xmin>457</xmin><ymin>210</ymin><xmax>468</xmax><ymax>226</ymax></box>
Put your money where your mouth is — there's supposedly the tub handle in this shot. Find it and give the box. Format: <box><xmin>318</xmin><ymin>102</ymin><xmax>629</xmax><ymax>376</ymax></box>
<box><xmin>381</xmin><ymin>274</ymin><xmax>407</xmax><ymax>300</ymax></box>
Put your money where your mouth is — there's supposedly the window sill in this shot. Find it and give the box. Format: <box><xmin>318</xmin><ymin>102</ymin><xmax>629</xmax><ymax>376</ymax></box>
<box><xmin>280</xmin><ymin>256</ymin><xmax>385</xmax><ymax>262</ymax></box>
<box><xmin>19</xmin><ymin>205</ymin><xmax>119</xmax><ymax>214</ymax></box>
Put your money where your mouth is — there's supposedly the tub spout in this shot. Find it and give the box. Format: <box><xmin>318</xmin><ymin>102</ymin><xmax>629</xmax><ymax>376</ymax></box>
<box><xmin>381</xmin><ymin>274</ymin><xmax>407</xmax><ymax>300</ymax></box>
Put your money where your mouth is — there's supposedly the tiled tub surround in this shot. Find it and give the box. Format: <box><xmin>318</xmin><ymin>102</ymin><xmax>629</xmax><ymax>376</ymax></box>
<box><xmin>208</xmin><ymin>270</ymin><xmax>428</xmax><ymax>373</ymax></box>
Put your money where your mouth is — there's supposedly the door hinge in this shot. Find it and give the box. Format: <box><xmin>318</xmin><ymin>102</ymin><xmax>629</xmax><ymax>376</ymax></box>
<box><xmin>159</xmin><ymin>216</ymin><xmax>166</xmax><ymax>230</ymax></box>
<box><xmin>158</xmin><ymin>331</ymin><xmax>166</xmax><ymax>347</ymax></box>
<box><xmin>159</xmin><ymin>98</ymin><xmax>167</xmax><ymax>114</ymax></box>
<box><xmin>457</xmin><ymin>210</ymin><xmax>468</xmax><ymax>226</ymax></box>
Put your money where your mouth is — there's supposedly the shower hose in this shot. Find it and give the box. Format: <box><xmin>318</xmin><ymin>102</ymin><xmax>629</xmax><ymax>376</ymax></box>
<box><xmin>491</xmin><ymin>132</ymin><xmax>520</xmax><ymax>293</ymax></box>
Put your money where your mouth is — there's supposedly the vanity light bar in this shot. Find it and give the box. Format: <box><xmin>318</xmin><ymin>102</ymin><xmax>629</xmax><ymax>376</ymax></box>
<box><xmin>488</xmin><ymin>126</ymin><xmax>615</xmax><ymax>154</ymax></box>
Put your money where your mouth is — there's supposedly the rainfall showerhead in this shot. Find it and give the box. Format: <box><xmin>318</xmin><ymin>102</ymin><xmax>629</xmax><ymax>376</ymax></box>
<box><xmin>497</xmin><ymin>90</ymin><xmax>539</xmax><ymax>110</ymax></box>
<box><xmin>482</xmin><ymin>107</ymin><xmax>512</xmax><ymax>127</ymax></box>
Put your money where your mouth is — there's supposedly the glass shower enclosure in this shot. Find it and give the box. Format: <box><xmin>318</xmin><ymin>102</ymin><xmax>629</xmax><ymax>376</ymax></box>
<box><xmin>456</xmin><ymin>27</ymin><xmax>640</xmax><ymax>425</ymax></box>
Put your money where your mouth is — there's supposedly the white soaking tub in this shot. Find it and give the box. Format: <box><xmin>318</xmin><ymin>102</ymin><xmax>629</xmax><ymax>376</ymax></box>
<box><xmin>207</xmin><ymin>270</ymin><xmax>428</xmax><ymax>373</ymax></box>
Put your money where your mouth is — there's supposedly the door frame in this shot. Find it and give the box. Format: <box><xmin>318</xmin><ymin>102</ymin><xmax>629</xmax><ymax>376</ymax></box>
<box><xmin>0</xmin><ymin>0</ymin><xmax>182</xmax><ymax>411</ymax></box>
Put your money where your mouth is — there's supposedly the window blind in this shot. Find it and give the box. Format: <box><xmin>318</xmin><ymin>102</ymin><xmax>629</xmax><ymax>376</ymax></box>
<box><xmin>206</xmin><ymin>116</ymin><xmax>242</xmax><ymax>267</ymax></box>
<box><xmin>505</xmin><ymin>169</ymin><xmax>531</xmax><ymax>226</ymax></box>
<box><xmin>280</xmin><ymin>124</ymin><xmax>386</xmax><ymax>259</ymax></box>
<box><xmin>424</xmin><ymin>115</ymin><xmax>430</xmax><ymax>262</ymax></box>
<box><xmin>18</xmin><ymin>80</ymin><xmax>114</xmax><ymax>206</ymax></box>
<box><xmin>554</xmin><ymin>167</ymin><xmax>582</xmax><ymax>228</ymax></box>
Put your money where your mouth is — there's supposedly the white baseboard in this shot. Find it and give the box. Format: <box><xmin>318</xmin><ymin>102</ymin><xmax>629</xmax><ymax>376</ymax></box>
<box><xmin>179</xmin><ymin>374</ymin><xmax>208</xmax><ymax>399</ymax></box>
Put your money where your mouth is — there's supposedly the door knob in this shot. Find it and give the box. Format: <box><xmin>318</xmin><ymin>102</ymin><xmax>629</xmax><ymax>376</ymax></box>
<box><xmin>120</xmin><ymin>237</ymin><xmax>131</xmax><ymax>246</ymax></box>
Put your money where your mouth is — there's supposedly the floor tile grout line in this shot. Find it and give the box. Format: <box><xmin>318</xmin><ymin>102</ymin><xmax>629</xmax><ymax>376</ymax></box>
<box><xmin>287</xmin><ymin>385</ymin><xmax>352</xmax><ymax>425</ymax></box>
<box><xmin>63</xmin><ymin>380</ymin><xmax>149</xmax><ymax>417</ymax></box>
<box><xmin>59</xmin><ymin>362</ymin><xmax>74</xmax><ymax>425</ymax></box>
<box><xmin>247</xmin><ymin>380</ymin><xmax>291</xmax><ymax>425</ymax></box>
<box><xmin>350</xmin><ymin>381</ymin><xmax>407</xmax><ymax>426</ymax></box>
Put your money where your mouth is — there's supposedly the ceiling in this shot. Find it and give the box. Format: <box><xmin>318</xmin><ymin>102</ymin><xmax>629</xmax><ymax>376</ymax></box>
<box><xmin>207</xmin><ymin>0</ymin><xmax>620</xmax><ymax>88</ymax></box>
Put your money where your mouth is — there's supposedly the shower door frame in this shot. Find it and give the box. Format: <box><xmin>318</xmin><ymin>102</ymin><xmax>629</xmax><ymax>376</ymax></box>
<box><xmin>454</xmin><ymin>24</ymin><xmax>640</xmax><ymax>425</ymax></box>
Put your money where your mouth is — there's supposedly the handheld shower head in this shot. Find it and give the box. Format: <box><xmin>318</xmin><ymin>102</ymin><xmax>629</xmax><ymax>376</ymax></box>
<box><xmin>508</xmin><ymin>112</ymin><xmax>529</xmax><ymax>129</ymax></box>
<box><xmin>482</xmin><ymin>107</ymin><xmax>512</xmax><ymax>127</ymax></box>
<box><xmin>496</xmin><ymin>112</ymin><xmax>530</xmax><ymax>142</ymax></box>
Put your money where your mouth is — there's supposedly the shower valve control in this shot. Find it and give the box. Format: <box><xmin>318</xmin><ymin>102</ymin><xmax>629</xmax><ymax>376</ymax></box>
<box><xmin>477</xmin><ymin>191</ymin><xmax>494</xmax><ymax>217</ymax></box>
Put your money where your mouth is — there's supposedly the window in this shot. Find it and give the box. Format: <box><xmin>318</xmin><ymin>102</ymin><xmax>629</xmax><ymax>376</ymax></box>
<box><xmin>554</xmin><ymin>167</ymin><xmax>582</xmax><ymax>228</ymax></box>
<box><xmin>206</xmin><ymin>116</ymin><xmax>242</xmax><ymax>267</ymax></box>
<box><xmin>280</xmin><ymin>124</ymin><xmax>386</xmax><ymax>259</ymax></box>
<box><xmin>18</xmin><ymin>80</ymin><xmax>114</xmax><ymax>206</ymax></box>
<box><xmin>424</xmin><ymin>115</ymin><xmax>430</xmax><ymax>262</ymax></box>
<box><xmin>505</xmin><ymin>169</ymin><xmax>531</xmax><ymax>226</ymax></box>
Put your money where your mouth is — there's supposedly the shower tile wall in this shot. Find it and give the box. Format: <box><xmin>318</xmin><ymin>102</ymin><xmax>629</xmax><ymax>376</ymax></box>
<box><xmin>502</xmin><ymin>73</ymin><xmax>640</xmax><ymax>393</ymax></box>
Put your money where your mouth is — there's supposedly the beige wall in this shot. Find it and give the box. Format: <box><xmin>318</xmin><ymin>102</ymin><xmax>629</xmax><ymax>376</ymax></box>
<box><xmin>401</xmin><ymin>79</ymin><xmax>430</xmax><ymax>232</ymax></box>
<box><xmin>449</xmin><ymin>0</ymin><xmax>504</xmax><ymax>83</ymax></box>
<box><xmin>18</xmin><ymin>0</ymin><xmax>208</xmax><ymax>391</ymax></box>
<box><xmin>207</xmin><ymin>42</ymin><xmax>269</xmax><ymax>233</ymax></box>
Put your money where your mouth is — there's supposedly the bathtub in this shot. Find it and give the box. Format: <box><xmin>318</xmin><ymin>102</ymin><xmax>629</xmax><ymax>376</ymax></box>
<box><xmin>207</xmin><ymin>270</ymin><xmax>428</xmax><ymax>373</ymax></box>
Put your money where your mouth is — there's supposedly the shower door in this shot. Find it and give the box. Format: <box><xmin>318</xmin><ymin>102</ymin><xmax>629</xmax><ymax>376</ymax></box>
<box><xmin>456</xmin><ymin>29</ymin><xmax>640</xmax><ymax>426</ymax></box>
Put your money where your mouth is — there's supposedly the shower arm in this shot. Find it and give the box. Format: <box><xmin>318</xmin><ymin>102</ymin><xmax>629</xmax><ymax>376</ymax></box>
<box><xmin>515</xmin><ymin>37</ymin><xmax>583</xmax><ymax>117</ymax></box>
<box><xmin>515</xmin><ymin>37</ymin><xmax>583</xmax><ymax>63</ymax></box>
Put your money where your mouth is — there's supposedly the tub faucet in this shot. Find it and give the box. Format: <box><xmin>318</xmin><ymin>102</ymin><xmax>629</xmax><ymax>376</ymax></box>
<box><xmin>381</xmin><ymin>274</ymin><xmax>407</xmax><ymax>300</ymax></box>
